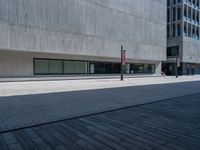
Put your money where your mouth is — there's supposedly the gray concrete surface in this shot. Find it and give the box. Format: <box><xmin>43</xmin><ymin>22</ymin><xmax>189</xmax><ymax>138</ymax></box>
<box><xmin>0</xmin><ymin>0</ymin><xmax>166</xmax><ymax>59</ymax></box>
<box><xmin>182</xmin><ymin>37</ymin><xmax>200</xmax><ymax>64</ymax></box>
<box><xmin>0</xmin><ymin>76</ymin><xmax>200</xmax><ymax>133</ymax></box>
<box><xmin>0</xmin><ymin>0</ymin><xmax>166</xmax><ymax>76</ymax></box>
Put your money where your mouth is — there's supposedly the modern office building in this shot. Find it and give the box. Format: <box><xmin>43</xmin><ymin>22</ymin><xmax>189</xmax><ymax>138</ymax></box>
<box><xmin>0</xmin><ymin>0</ymin><xmax>167</xmax><ymax>77</ymax></box>
<box><xmin>163</xmin><ymin>0</ymin><xmax>200</xmax><ymax>75</ymax></box>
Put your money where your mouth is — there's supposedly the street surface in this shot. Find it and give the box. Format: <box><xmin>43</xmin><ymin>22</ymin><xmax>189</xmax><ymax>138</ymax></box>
<box><xmin>0</xmin><ymin>93</ymin><xmax>200</xmax><ymax>150</ymax></box>
<box><xmin>0</xmin><ymin>76</ymin><xmax>200</xmax><ymax>149</ymax></box>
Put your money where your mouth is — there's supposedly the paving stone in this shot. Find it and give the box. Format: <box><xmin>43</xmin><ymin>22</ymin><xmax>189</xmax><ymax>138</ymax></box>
<box><xmin>0</xmin><ymin>135</ymin><xmax>9</xmax><ymax>150</ymax></box>
<box><xmin>13</xmin><ymin>130</ymin><xmax>38</xmax><ymax>150</ymax></box>
<box><xmin>0</xmin><ymin>91</ymin><xmax>200</xmax><ymax>150</ymax></box>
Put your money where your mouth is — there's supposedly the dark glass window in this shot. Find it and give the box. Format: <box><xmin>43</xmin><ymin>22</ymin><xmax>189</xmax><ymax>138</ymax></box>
<box><xmin>172</xmin><ymin>24</ymin><xmax>176</xmax><ymax>37</ymax></box>
<box><xmin>167</xmin><ymin>46</ymin><xmax>179</xmax><ymax>57</ymax></box>
<box><xmin>89</xmin><ymin>62</ymin><xmax>120</xmax><ymax>74</ymax></box>
<box><xmin>177</xmin><ymin>24</ymin><xmax>181</xmax><ymax>36</ymax></box>
<box><xmin>177</xmin><ymin>8</ymin><xmax>181</xmax><ymax>20</ymax></box>
<box><xmin>192</xmin><ymin>10</ymin><xmax>195</xmax><ymax>21</ymax></box>
<box><xmin>129</xmin><ymin>64</ymin><xmax>155</xmax><ymax>74</ymax></box>
<box><xmin>193</xmin><ymin>0</ymin><xmax>195</xmax><ymax>5</ymax></box>
<box><xmin>184</xmin><ymin>6</ymin><xmax>187</xmax><ymax>17</ymax></box>
<box><xmin>167</xmin><ymin>9</ymin><xmax>170</xmax><ymax>23</ymax></box>
<box><xmin>184</xmin><ymin>22</ymin><xmax>187</xmax><ymax>35</ymax></box>
<box><xmin>173</xmin><ymin>8</ymin><xmax>176</xmax><ymax>21</ymax></box>
<box><xmin>167</xmin><ymin>0</ymin><xmax>170</xmax><ymax>6</ymax></box>
<box><xmin>167</xmin><ymin>25</ymin><xmax>170</xmax><ymax>38</ymax></box>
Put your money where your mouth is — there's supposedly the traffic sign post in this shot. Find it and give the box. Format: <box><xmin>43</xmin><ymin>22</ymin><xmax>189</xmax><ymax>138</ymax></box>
<box><xmin>121</xmin><ymin>45</ymin><xmax>126</xmax><ymax>81</ymax></box>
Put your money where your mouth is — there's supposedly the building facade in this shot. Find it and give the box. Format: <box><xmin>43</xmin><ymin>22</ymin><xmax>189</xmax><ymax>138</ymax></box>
<box><xmin>0</xmin><ymin>0</ymin><xmax>166</xmax><ymax>77</ymax></box>
<box><xmin>163</xmin><ymin>0</ymin><xmax>200</xmax><ymax>75</ymax></box>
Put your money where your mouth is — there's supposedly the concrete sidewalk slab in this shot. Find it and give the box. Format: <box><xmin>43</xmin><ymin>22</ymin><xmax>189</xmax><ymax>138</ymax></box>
<box><xmin>0</xmin><ymin>76</ymin><xmax>200</xmax><ymax>97</ymax></box>
<box><xmin>0</xmin><ymin>77</ymin><xmax>200</xmax><ymax>133</ymax></box>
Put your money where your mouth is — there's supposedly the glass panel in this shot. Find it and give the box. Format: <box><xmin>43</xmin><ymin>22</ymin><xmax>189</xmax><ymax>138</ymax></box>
<box><xmin>130</xmin><ymin>64</ymin><xmax>144</xmax><ymax>73</ymax></box>
<box><xmin>49</xmin><ymin>60</ymin><xmax>63</xmax><ymax>74</ymax></box>
<box><xmin>94</xmin><ymin>63</ymin><xmax>106</xmax><ymax>74</ymax></box>
<box><xmin>74</xmin><ymin>61</ymin><xmax>86</xmax><ymax>73</ymax></box>
<box><xmin>64</xmin><ymin>61</ymin><xmax>75</xmax><ymax>73</ymax></box>
<box><xmin>89</xmin><ymin>62</ymin><xmax>120</xmax><ymax>74</ymax></box>
<box><xmin>34</xmin><ymin>59</ymin><xmax>155</xmax><ymax>75</ymax></box>
<box><xmin>34</xmin><ymin>59</ymin><xmax>49</xmax><ymax>74</ymax></box>
<box><xmin>167</xmin><ymin>46</ymin><xmax>179</xmax><ymax>56</ymax></box>
<box><xmin>129</xmin><ymin>64</ymin><xmax>155</xmax><ymax>74</ymax></box>
<box><xmin>64</xmin><ymin>61</ymin><xmax>86</xmax><ymax>74</ymax></box>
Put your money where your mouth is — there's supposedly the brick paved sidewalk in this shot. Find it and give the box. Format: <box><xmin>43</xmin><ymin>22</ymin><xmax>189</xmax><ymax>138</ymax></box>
<box><xmin>0</xmin><ymin>93</ymin><xmax>200</xmax><ymax>150</ymax></box>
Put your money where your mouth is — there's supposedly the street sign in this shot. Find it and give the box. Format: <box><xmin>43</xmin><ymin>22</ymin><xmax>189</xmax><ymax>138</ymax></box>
<box><xmin>122</xmin><ymin>50</ymin><xmax>126</xmax><ymax>65</ymax></box>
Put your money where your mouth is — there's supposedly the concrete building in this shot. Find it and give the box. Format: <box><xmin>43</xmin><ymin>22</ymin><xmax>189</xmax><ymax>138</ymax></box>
<box><xmin>163</xmin><ymin>0</ymin><xmax>200</xmax><ymax>75</ymax></box>
<box><xmin>0</xmin><ymin>0</ymin><xmax>166</xmax><ymax>77</ymax></box>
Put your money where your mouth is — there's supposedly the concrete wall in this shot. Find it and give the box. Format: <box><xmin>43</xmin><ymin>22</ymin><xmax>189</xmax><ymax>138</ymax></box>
<box><xmin>0</xmin><ymin>50</ymin><xmax>33</xmax><ymax>77</ymax></box>
<box><xmin>0</xmin><ymin>50</ymin><xmax>161</xmax><ymax>77</ymax></box>
<box><xmin>167</xmin><ymin>36</ymin><xmax>200</xmax><ymax>64</ymax></box>
<box><xmin>0</xmin><ymin>0</ymin><xmax>166</xmax><ymax>62</ymax></box>
<box><xmin>182</xmin><ymin>37</ymin><xmax>200</xmax><ymax>63</ymax></box>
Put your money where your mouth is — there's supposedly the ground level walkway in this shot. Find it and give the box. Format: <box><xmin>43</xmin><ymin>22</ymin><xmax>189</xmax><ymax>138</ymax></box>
<box><xmin>0</xmin><ymin>93</ymin><xmax>200</xmax><ymax>150</ymax></box>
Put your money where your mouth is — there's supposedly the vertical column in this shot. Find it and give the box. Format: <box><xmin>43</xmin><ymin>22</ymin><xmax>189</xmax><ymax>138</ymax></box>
<box><xmin>182</xmin><ymin>2</ymin><xmax>185</xmax><ymax>35</ymax></box>
<box><xmin>175</xmin><ymin>5</ymin><xmax>177</xmax><ymax>37</ymax></box>
<box><xmin>199</xmin><ymin>9</ymin><xmax>200</xmax><ymax>25</ymax></box>
<box><xmin>195</xmin><ymin>8</ymin><xmax>197</xmax><ymax>24</ymax></box>
<box><xmin>186</xmin><ymin>22</ymin><xmax>188</xmax><ymax>36</ymax></box>
<box><xmin>195</xmin><ymin>0</ymin><xmax>197</xmax><ymax>8</ymax></box>
<box><xmin>191</xmin><ymin>6</ymin><xmax>193</xmax><ymax>21</ymax></box>
<box><xmin>170</xmin><ymin>7</ymin><xmax>172</xmax><ymax>37</ymax></box>
<box><xmin>171</xmin><ymin>7</ymin><xmax>173</xmax><ymax>22</ymax></box>
<box><xmin>175</xmin><ymin>5</ymin><xmax>177</xmax><ymax>21</ymax></box>
<box><xmin>155</xmin><ymin>62</ymin><xmax>162</xmax><ymax>75</ymax></box>
<box><xmin>198</xmin><ymin>0</ymin><xmax>200</xmax><ymax>38</ymax></box>
<box><xmin>187</xmin><ymin>4</ymin><xmax>189</xmax><ymax>20</ymax></box>
<box><xmin>85</xmin><ymin>62</ymin><xmax>88</xmax><ymax>74</ymax></box>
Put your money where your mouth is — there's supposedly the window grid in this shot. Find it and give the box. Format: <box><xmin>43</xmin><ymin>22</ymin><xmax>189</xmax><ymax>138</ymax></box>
<box><xmin>167</xmin><ymin>0</ymin><xmax>200</xmax><ymax>40</ymax></box>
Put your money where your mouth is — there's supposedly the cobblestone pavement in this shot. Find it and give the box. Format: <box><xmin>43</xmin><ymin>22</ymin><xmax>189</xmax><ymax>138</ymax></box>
<box><xmin>0</xmin><ymin>93</ymin><xmax>200</xmax><ymax>150</ymax></box>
